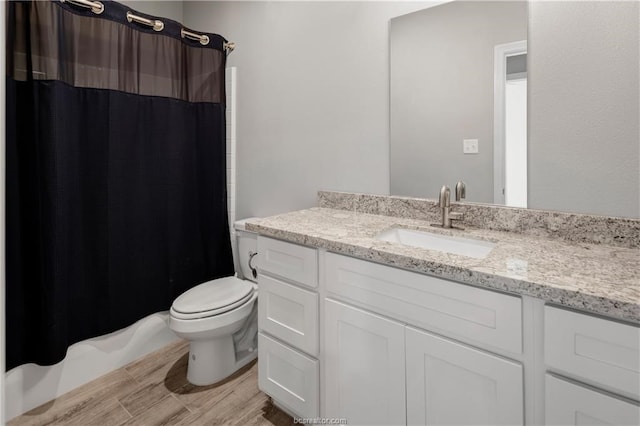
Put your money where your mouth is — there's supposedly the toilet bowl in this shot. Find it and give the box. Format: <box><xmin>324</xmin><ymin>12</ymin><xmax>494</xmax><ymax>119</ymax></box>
<box><xmin>169</xmin><ymin>219</ymin><xmax>259</xmax><ymax>386</ymax></box>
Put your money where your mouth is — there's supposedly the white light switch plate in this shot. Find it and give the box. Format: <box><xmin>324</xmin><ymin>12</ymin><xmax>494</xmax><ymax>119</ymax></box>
<box><xmin>463</xmin><ymin>139</ymin><xmax>479</xmax><ymax>154</ymax></box>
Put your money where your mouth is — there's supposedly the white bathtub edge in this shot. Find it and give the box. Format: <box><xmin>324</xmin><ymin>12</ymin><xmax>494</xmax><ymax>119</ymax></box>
<box><xmin>4</xmin><ymin>311</ymin><xmax>180</xmax><ymax>421</ymax></box>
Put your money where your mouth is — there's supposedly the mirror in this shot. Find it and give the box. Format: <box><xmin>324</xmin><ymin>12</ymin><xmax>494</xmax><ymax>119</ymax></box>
<box><xmin>389</xmin><ymin>1</ymin><xmax>640</xmax><ymax>218</ymax></box>
<box><xmin>390</xmin><ymin>1</ymin><xmax>527</xmax><ymax>205</ymax></box>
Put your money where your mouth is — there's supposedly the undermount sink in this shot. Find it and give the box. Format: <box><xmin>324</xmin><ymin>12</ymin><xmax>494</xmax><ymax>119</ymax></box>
<box><xmin>376</xmin><ymin>227</ymin><xmax>496</xmax><ymax>259</ymax></box>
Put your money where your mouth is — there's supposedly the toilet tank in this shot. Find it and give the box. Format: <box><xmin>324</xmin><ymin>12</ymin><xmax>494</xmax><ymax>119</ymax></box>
<box><xmin>233</xmin><ymin>218</ymin><xmax>259</xmax><ymax>283</ymax></box>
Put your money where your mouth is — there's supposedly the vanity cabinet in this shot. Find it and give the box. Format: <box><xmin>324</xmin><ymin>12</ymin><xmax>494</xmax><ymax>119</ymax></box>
<box><xmin>257</xmin><ymin>237</ymin><xmax>320</xmax><ymax>419</ymax></box>
<box><xmin>256</xmin><ymin>234</ymin><xmax>639</xmax><ymax>425</ymax></box>
<box><xmin>323</xmin><ymin>252</ymin><xmax>524</xmax><ymax>426</ymax></box>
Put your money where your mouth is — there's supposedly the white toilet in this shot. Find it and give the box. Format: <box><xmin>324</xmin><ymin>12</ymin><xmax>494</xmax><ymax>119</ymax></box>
<box><xmin>169</xmin><ymin>219</ymin><xmax>259</xmax><ymax>386</ymax></box>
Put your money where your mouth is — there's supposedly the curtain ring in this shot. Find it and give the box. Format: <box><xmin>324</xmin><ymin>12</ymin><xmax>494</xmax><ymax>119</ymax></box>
<box><xmin>61</xmin><ymin>0</ymin><xmax>104</xmax><ymax>15</ymax></box>
<box><xmin>181</xmin><ymin>29</ymin><xmax>210</xmax><ymax>46</ymax></box>
<box><xmin>126</xmin><ymin>11</ymin><xmax>164</xmax><ymax>32</ymax></box>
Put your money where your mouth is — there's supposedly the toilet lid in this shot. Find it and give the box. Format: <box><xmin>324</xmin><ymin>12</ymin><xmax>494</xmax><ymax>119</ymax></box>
<box><xmin>171</xmin><ymin>276</ymin><xmax>254</xmax><ymax>317</ymax></box>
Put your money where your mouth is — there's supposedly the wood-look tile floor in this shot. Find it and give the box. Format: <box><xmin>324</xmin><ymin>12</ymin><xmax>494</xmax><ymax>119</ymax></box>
<box><xmin>9</xmin><ymin>340</ymin><xmax>295</xmax><ymax>426</ymax></box>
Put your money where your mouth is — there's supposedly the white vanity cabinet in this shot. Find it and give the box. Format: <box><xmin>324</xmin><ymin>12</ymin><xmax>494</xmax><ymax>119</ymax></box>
<box><xmin>255</xmin><ymin>234</ymin><xmax>639</xmax><ymax>425</ymax></box>
<box><xmin>256</xmin><ymin>237</ymin><xmax>320</xmax><ymax>419</ymax></box>
<box><xmin>323</xmin><ymin>252</ymin><xmax>525</xmax><ymax>426</ymax></box>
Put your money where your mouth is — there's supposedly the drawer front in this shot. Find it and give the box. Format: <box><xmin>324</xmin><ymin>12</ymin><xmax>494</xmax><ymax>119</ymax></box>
<box><xmin>258</xmin><ymin>332</ymin><xmax>319</xmax><ymax>419</ymax></box>
<box><xmin>258</xmin><ymin>237</ymin><xmax>318</xmax><ymax>288</ymax></box>
<box><xmin>545</xmin><ymin>306</ymin><xmax>640</xmax><ymax>400</ymax></box>
<box><xmin>258</xmin><ymin>275</ymin><xmax>319</xmax><ymax>356</ymax></box>
<box><xmin>325</xmin><ymin>252</ymin><xmax>522</xmax><ymax>354</ymax></box>
<box><xmin>545</xmin><ymin>374</ymin><xmax>640</xmax><ymax>425</ymax></box>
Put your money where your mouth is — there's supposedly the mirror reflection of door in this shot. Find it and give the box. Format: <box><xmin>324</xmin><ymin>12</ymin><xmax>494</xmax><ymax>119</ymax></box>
<box><xmin>494</xmin><ymin>41</ymin><xmax>527</xmax><ymax>208</ymax></box>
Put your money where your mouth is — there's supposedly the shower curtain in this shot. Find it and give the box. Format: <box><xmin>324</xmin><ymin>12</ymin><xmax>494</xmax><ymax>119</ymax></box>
<box><xmin>6</xmin><ymin>0</ymin><xmax>235</xmax><ymax>369</ymax></box>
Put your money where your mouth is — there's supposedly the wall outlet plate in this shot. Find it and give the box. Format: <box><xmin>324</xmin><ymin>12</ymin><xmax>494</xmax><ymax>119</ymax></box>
<box><xmin>463</xmin><ymin>139</ymin><xmax>479</xmax><ymax>154</ymax></box>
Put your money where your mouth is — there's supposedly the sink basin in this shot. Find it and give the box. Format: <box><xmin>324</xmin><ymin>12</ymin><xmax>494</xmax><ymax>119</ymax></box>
<box><xmin>376</xmin><ymin>227</ymin><xmax>496</xmax><ymax>259</ymax></box>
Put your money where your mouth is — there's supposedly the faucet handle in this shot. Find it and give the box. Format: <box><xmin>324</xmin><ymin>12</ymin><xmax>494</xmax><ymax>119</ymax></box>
<box><xmin>449</xmin><ymin>211</ymin><xmax>464</xmax><ymax>221</ymax></box>
<box><xmin>438</xmin><ymin>185</ymin><xmax>450</xmax><ymax>208</ymax></box>
<box><xmin>449</xmin><ymin>211</ymin><xmax>465</xmax><ymax>229</ymax></box>
<box><xmin>455</xmin><ymin>181</ymin><xmax>466</xmax><ymax>202</ymax></box>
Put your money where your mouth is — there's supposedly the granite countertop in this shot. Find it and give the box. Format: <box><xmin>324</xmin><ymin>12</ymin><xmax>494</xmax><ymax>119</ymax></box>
<box><xmin>247</xmin><ymin>207</ymin><xmax>640</xmax><ymax>323</ymax></box>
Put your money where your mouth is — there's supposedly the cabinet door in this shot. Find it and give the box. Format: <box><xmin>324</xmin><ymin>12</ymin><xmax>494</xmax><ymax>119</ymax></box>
<box><xmin>545</xmin><ymin>375</ymin><xmax>640</xmax><ymax>426</ymax></box>
<box><xmin>324</xmin><ymin>299</ymin><xmax>406</xmax><ymax>426</ymax></box>
<box><xmin>406</xmin><ymin>326</ymin><xmax>524</xmax><ymax>426</ymax></box>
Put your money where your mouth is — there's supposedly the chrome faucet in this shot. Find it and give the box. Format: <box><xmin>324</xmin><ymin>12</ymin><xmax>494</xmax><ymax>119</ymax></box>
<box><xmin>434</xmin><ymin>185</ymin><xmax>464</xmax><ymax>229</ymax></box>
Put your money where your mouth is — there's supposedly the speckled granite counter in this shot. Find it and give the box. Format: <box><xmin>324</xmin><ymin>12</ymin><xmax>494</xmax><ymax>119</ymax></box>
<box><xmin>246</xmin><ymin>207</ymin><xmax>640</xmax><ymax>323</ymax></box>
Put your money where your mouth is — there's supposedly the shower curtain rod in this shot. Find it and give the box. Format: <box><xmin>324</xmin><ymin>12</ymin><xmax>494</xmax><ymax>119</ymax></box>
<box><xmin>59</xmin><ymin>0</ymin><xmax>236</xmax><ymax>53</ymax></box>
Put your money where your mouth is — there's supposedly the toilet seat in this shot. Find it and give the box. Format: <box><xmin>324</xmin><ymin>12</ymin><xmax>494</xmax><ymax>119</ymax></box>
<box><xmin>170</xmin><ymin>276</ymin><xmax>255</xmax><ymax>320</ymax></box>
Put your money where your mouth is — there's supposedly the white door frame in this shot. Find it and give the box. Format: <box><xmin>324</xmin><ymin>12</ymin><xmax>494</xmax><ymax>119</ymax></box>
<box><xmin>493</xmin><ymin>40</ymin><xmax>527</xmax><ymax>205</ymax></box>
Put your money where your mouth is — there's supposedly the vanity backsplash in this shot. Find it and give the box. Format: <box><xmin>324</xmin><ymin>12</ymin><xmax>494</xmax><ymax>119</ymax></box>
<box><xmin>318</xmin><ymin>190</ymin><xmax>640</xmax><ymax>249</ymax></box>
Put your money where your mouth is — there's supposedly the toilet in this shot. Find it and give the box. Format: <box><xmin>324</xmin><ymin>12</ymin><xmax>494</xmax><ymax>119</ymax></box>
<box><xmin>169</xmin><ymin>219</ymin><xmax>259</xmax><ymax>386</ymax></box>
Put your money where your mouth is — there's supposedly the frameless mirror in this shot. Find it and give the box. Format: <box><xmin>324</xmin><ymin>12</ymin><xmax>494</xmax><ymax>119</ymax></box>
<box><xmin>390</xmin><ymin>1</ymin><xmax>528</xmax><ymax>205</ymax></box>
<box><xmin>389</xmin><ymin>0</ymin><xmax>640</xmax><ymax>218</ymax></box>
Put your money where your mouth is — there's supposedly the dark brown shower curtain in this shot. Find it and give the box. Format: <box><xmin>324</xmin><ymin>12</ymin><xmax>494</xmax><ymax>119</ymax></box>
<box><xmin>6</xmin><ymin>0</ymin><xmax>235</xmax><ymax>369</ymax></box>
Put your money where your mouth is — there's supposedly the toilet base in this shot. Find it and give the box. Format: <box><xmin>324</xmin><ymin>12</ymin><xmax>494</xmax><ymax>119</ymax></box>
<box><xmin>186</xmin><ymin>336</ymin><xmax>257</xmax><ymax>386</ymax></box>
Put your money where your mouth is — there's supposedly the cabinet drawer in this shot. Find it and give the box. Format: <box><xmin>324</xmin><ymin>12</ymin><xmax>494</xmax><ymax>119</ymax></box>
<box><xmin>258</xmin><ymin>237</ymin><xmax>318</xmax><ymax>288</ymax></box>
<box><xmin>545</xmin><ymin>306</ymin><xmax>640</xmax><ymax>400</ymax></box>
<box><xmin>545</xmin><ymin>374</ymin><xmax>639</xmax><ymax>425</ymax></box>
<box><xmin>258</xmin><ymin>275</ymin><xmax>319</xmax><ymax>356</ymax></box>
<box><xmin>258</xmin><ymin>332</ymin><xmax>319</xmax><ymax>419</ymax></box>
<box><xmin>325</xmin><ymin>252</ymin><xmax>522</xmax><ymax>354</ymax></box>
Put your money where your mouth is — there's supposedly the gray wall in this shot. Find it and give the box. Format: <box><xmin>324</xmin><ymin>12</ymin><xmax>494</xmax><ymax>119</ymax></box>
<box><xmin>183</xmin><ymin>1</ymin><xmax>434</xmax><ymax>219</ymax></box>
<box><xmin>118</xmin><ymin>1</ymin><xmax>183</xmax><ymax>21</ymax></box>
<box><xmin>528</xmin><ymin>1</ymin><xmax>639</xmax><ymax>218</ymax></box>
<box><xmin>390</xmin><ymin>1</ymin><xmax>527</xmax><ymax>201</ymax></box>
